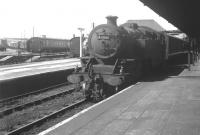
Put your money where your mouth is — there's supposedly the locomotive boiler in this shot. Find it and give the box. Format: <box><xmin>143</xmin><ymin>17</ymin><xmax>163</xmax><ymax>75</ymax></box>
<box><xmin>68</xmin><ymin>16</ymin><xmax>183</xmax><ymax>102</ymax></box>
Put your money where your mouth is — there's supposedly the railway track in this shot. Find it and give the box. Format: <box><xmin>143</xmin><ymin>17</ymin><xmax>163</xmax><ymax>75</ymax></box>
<box><xmin>0</xmin><ymin>84</ymin><xmax>85</xmax><ymax>134</ymax></box>
<box><xmin>6</xmin><ymin>99</ymin><xmax>87</xmax><ymax>135</ymax></box>
<box><xmin>0</xmin><ymin>87</ymin><xmax>75</xmax><ymax>118</ymax></box>
<box><xmin>0</xmin><ymin>82</ymin><xmax>68</xmax><ymax>106</ymax></box>
<box><xmin>0</xmin><ymin>82</ymin><xmax>79</xmax><ymax>113</ymax></box>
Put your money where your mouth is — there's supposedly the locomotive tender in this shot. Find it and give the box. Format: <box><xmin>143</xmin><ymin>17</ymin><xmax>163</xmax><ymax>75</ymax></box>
<box><xmin>68</xmin><ymin>16</ymin><xmax>187</xmax><ymax>102</ymax></box>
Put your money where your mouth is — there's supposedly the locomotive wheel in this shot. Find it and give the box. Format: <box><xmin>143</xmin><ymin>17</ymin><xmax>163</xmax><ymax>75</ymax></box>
<box><xmin>100</xmin><ymin>87</ymin><xmax>106</xmax><ymax>100</ymax></box>
<box><xmin>92</xmin><ymin>83</ymin><xmax>106</xmax><ymax>102</ymax></box>
<box><xmin>92</xmin><ymin>84</ymin><xmax>101</xmax><ymax>102</ymax></box>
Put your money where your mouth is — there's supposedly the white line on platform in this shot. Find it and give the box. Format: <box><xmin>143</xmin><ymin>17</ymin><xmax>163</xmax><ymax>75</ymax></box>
<box><xmin>0</xmin><ymin>68</ymin><xmax>31</xmax><ymax>75</ymax></box>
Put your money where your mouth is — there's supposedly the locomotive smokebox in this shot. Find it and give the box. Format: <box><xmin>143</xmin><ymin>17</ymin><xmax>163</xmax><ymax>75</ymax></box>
<box><xmin>106</xmin><ymin>16</ymin><xmax>118</xmax><ymax>26</ymax></box>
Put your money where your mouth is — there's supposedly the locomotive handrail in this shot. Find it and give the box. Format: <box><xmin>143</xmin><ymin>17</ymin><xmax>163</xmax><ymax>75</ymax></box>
<box><xmin>168</xmin><ymin>51</ymin><xmax>188</xmax><ymax>56</ymax></box>
<box><xmin>112</xmin><ymin>59</ymin><xmax>119</xmax><ymax>74</ymax></box>
<box><xmin>126</xmin><ymin>59</ymin><xmax>135</xmax><ymax>62</ymax></box>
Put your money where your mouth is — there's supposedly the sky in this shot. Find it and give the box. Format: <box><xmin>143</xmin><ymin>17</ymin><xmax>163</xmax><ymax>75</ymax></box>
<box><xmin>0</xmin><ymin>0</ymin><xmax>177</xmax><ymax>39</ymax></box>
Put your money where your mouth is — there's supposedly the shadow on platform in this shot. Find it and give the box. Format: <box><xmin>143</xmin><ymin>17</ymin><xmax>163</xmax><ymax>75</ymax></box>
<box><xmin>141</xmin><ymin>65</ymin><xmax>187</xmax><ymax>82</ymax></box>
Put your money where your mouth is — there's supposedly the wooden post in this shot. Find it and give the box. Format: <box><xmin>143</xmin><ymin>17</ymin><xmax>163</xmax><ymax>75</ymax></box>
<box><xmin>197</xmin><ymin>40</ymin><xmax>199</xmax><ymax>61</ymax></box>
<box><xmin>188</xmin><ymin>50</ymin><xmax>191</xmax><ymax>70</ymax></box>
<box><xmin>194</xmin><ymin>39</ymin><xmax>197</xmax><ymax>64</ymax></box>
<box><xmin>188</xmin><ymin>38</ymin><xmax>192</xmax><ymax>70</ymax></box>
<box><xmin>193</xmin><ymin>39</ymin><xmax>195</xmax><ymax>64</ymax></box>
<box><xmin>198</xmin><ymin>37</ymin><xmax>200</xmax><ymax>60</ymax></box>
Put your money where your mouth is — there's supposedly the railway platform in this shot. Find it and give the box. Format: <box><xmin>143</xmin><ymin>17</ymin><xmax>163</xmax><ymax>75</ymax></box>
<box><xmin>0</xmin><ymin>58</ymin><xmax>81</xmax><ymax>99</ymax></box>
<box><xmin>40</xmin><ymin>61</ymin><xmax>200</xmax><ymax>135</ymax></box>
<box><xmin>0</xmin><ymin>58</ymin><xmax>80</xmax><ymax>81</ymax></box>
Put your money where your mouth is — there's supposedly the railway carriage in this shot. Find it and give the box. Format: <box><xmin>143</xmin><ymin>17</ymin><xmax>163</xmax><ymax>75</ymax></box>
<box><xmin>26</xmin><ymin>37</ymin><xmax>70</xmax><ymax>53</ymax></box>
<box><xmin>26</xmin><ymin>37</ymin><xmax>83</xmax><ymax>57</ymax></box>
<box><xmin>69</xmin><ymin>37</ymin><xmax>80</xmax><ymax>57</ymax></box>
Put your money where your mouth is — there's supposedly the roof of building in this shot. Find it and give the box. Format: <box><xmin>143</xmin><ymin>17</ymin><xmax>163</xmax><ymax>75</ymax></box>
<box><xmin>139</xmin><ymin>0</ymin><xmax>200</xmax><ymax>37</ymax></box>
<box><xmin>126</xmin><ymin>19</ymin><xmax>166</xmax><ymax>32</ymax></box>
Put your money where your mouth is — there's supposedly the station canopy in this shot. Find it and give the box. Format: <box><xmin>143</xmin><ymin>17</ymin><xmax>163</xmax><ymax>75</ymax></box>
<box><xmin>139</xmin><ymin>0</ymin><xmax>200</xmax><ymax>38</ymax></box>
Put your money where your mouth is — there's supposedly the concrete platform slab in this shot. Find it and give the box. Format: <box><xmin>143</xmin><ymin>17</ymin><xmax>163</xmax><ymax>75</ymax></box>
<box><xmin>39</xmin><ymin>62</ymin><xmax>200</xmax><ymax>135</ymax></box>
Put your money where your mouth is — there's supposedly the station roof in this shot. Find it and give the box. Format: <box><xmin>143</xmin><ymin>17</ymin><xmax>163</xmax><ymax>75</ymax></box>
<box><xmin>139</xmin><ymin>0</ymin><xmax>200</xmax><ymax>38</ymax></box>
<box><xmin>126</xmin><ymin>19</ymin><xmax>165</xmax><ymax>32</ymax></box>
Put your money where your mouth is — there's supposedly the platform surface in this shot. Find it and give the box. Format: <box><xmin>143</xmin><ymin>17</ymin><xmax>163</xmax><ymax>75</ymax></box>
<box><xmin>0</xmin><ymin>58</ymin><xmax>80</xmax><ymax>81</ymax></box>
<box><xmin>40</xmin><ymin>62</ymin><xmax>200</xmax><ymax>135</ymax></box>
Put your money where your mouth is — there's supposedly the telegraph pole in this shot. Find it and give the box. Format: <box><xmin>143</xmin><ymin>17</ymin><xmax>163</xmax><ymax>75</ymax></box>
<box><xmin>92</xmin><ymin>22</ymin><xmax>95</xmax><ymax>29</ymax></box>
<box><xmin>33</xmin><ymin>27</ymin><xmax>35</xmax><ymax>37</ymax></box>
<box><xmin>78</xmin><ymin>27</ymin><xmax>84</xmax><ymax>57</ymax></box>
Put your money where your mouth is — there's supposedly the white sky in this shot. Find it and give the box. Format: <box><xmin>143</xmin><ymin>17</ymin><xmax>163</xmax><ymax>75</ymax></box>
<box><xmin>0</xmin><ymin>0</ymin><xmax>177</xmax><ymax>39</ymax></box>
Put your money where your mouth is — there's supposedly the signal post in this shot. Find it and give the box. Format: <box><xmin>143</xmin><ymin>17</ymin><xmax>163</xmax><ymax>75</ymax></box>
<box><xmin>78</xmin><ymin>28</ymin><xmax>84</xmax><ymax>57</ymax></box>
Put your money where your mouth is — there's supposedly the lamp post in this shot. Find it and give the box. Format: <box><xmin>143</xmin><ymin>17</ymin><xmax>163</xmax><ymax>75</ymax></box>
<box><xmin>78</xmin><ymin>27</ymin><xmax>84</xmax><ymax>57</ymax></box>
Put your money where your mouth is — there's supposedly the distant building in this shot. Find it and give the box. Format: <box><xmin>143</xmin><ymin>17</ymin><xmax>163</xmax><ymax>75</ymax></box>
<box><xmin>126</xmin><ymin>19</ymin><xmax>166</xmax><ymax>32</ymax></box>
<box><xmin>4</xmin><ymin>38</ymin><xmax>28</xmax><ymax>49</ymax></box>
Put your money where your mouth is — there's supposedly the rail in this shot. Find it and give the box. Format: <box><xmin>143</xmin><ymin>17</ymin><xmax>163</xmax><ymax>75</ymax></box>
<box><xmin>6</xmin><ymin>99</ymin><xmax>87</xmax><ymax>135</ymax></box>
<box><xmin>0</xmin><ymin>87</ymin><xmax>75</xmax><ymax>118</ymax></box>
<box><xmin>0</xmin><ymin>82</ymin><xmax>68</xmax><ymax>105</ymax></box>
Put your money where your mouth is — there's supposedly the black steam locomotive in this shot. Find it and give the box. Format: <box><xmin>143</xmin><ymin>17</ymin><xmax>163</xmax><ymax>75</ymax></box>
<box><xmin>68</xmin><ymin>16</ymin><xmax>187</xmax><ymax>102</ymax></box>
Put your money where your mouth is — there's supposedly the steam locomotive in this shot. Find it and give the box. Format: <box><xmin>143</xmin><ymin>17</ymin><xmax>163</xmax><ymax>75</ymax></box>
<box><xmin>68</xmin><ymin>16</ymin><xmax>188</xmax><ymax>102</ymax></box>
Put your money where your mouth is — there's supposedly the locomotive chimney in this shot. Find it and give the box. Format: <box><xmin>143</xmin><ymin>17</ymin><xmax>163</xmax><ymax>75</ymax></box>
<box><xmin>106</xmin><ymin>16</ymin><xmax>118</xmax><ymax>26</ymax></box>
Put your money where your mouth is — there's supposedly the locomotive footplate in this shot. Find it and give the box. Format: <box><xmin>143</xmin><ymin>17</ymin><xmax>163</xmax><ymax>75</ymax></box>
<box><xmin>68</xmin><ymin>71</ymin><xmax>129</xmax><ymax>101</ymax></box>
